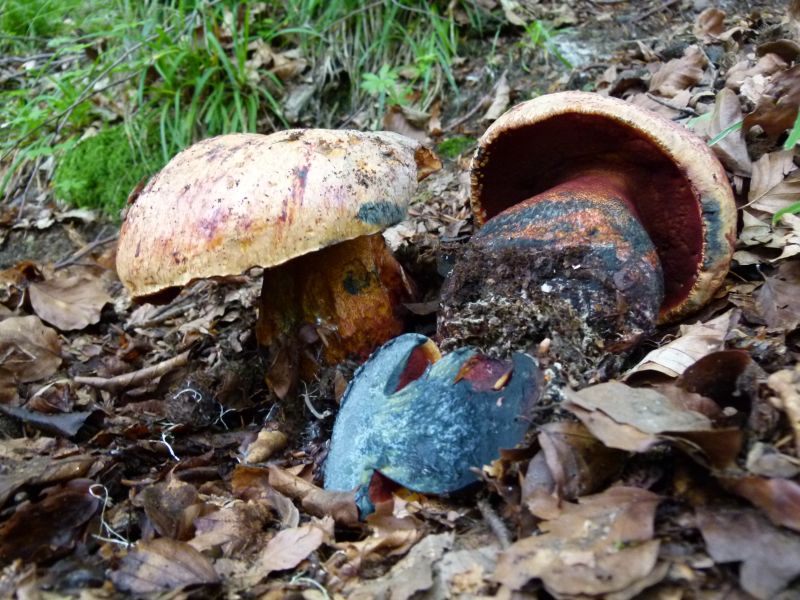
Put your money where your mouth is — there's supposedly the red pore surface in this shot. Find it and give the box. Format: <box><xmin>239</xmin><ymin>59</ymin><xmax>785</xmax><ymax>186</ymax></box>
<box><xmin>473</xmin><ymin>114</ymin><xmax>703</xmax><ymax>315</ymax></box>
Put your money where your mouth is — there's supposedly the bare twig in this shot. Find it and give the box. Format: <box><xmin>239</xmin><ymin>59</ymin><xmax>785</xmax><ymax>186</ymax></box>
<box><xmin>443</xmin><ymin>70</ymin><xmax>508</xmax><ymax>133</ymax></box>
<box><xmin>477</xmin><ymin>498</ymin><xmax>512</xmax><ymax>549</ymax></box>
<box><xmin>639</xmin><ymin>0</ymin><xmax>681</xmax><ymax>20</ymax></box>
<box><xmin>54</xmin><ymin>232</ymin><xmax>118</xmax><ymax>270</ymax></box>
<box><xmin>74</xmin><ymin>350</ymin><xmax>191</xmax><ymax>392</ymax></box>
<box><xmin>644</xmin><ymin>93</ymin><xmax>698</xmax><ymax>116</ymax></box>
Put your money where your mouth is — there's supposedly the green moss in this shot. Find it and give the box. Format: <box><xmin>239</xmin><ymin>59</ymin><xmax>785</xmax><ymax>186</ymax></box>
<box><xmin>436</xmin><ymin>136</ymin><xmax>476</xmax><ymax>160</ymax></box>
<box><xmin>53</xmin><ymin>125</ymin><xmax>162</xmax><ymax>216</ymax></box>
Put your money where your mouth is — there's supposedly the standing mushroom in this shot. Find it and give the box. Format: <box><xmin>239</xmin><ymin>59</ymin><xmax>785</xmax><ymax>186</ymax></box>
<box><xmin>117</xmin><ymin>130</ymin><xmax>440</xmax><ymax>374</ymax></box>
<box><xmin>439</xmin><ymin>92</ymin><xmax>736</xmax><ymax>381</ymax></box>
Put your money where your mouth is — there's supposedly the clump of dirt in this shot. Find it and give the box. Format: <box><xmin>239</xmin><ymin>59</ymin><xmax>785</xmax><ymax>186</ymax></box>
<box><xmin>438</xmin><ymin>243</ymin><xmax>661</xmax><ymax>389</ymax></box>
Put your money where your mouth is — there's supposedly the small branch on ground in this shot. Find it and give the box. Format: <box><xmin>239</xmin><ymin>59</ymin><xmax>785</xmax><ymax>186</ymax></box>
<box><xmin>477</xmin><ymin>498</ymin><xmax>512</xmax><ymax>549</ymax></box>
<box><xmin>74</xmin><ymin>350</ymin><xmax>191</xmax><ymax>393</ymax></box>
<box><xmin>55</xmin><ymin>232</ymin><xmax>118</xmax><ymax>270</ymax></box>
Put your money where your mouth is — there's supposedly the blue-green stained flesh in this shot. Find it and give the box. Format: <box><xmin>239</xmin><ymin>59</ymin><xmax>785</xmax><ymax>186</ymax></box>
<box><xmin>324</xmin><ymin>334</ymin><xmax>541</xmax><ymax>515</ymax></box>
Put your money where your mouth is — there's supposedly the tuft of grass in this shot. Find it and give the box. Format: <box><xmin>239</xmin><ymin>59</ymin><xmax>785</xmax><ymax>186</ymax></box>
<box><xmin>520</xmin><ymin>20</ymin><xmax>572</xmax><ymax>69</ymax></box>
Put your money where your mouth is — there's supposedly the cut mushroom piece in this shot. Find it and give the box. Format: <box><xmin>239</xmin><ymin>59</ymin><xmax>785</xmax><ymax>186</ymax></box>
<box><xmin>117</xmin><ymin>130</ymin><xmax>440</xmax><ymax>369</ymax></box>
<box><xmin>324</xmin><ymin>333</ymin><xmax>542</xmax><ymax>516</ymax></box>
<box><xmin>439</xmin><ymin>92</ymin><xmax>735</xmax><ymax>377</ymax></box>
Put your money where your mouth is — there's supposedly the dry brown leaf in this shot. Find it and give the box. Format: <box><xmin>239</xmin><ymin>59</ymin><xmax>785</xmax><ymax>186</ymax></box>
<box><xmin>767</xmin><ymin>365</ymin><xmax>800</xmax><ymax>452</ymax></box>
<box><xmin>649</xmin><ymin>45</ymin><xmax>708</xmax><ymax>98</ymax></box>
<box><xmin>754</xmin><ymin>260</ymin><xmax>800</xmax><ymax>329</ymax></box>
<box><xmin>725</xmin><ymin>54</ymin><xmax>788</xmax><ymax>92</ymax></box>
<box><xmin>29</xmin><ymin>275</ymin><xmax>111</xmax><ymax>331</ymax></box>
<box><xmin>744</xmin><ymin>64</ymin><xmax>800</xmax><ymax>139</ymax></box>
<box><xmin>626</xmin><ymin>310</ymin><xmax>732</xmax><ymax>379</ymax></box>
<box><xmin>383</xmin><ymin>105</ymin><xmax>430</xmax><ymax>143</ymax></box>
<box><xmin>565</xmin><ymin>381</ymin><xmax>742</xmax><ymax>468</ymax></box>
<box><xmin>495</xmin><ymin>487</ymin><xmax>663</xmax><ymax>597</ymax></box>
<box><xmin>244</xmin><ymin>516</ymin><xmax>333</xmax><ymax>586</ymax></box>
<box><xmin>748</xmin><ymin>149</ymin><xmax>797</xmax><ymax>206</ymax></box>
<box><xmin>722</xmin><ymin>476</ymin><xmax>800</xmax><ymax>532</ymax></box>
<box><xmin>482</xmin><ymin>72</ymin><xmax>510</xmax><ymax>122</ymax></box>
<box><xmin>694</xmin><ymin>8</ymin><xmax>725</xmax><ymax>39</ymax></box>
<box><xmin>111</xmin><ymin>538</ymin><xmax>220</xmax><ymax>594</ymax></box>
<box><xmin>0</xmin><ymin>479</ymin><xmax>99</xmax><ymax>563</ymax></box>
<box><xmin>749</xmin><ymin>168</ymin><xmax>800</xmax><ymax>216</ymax></box>
<box><xmin>348</xmin><ymin>533</ymin><xmax>453</xmax><ymax>600</ymax></box>
<box><xmin>0</xmin><ymin>315</ymin><xmax>62</xmax><ymax>385</ymax></box>
<box><xmin>522</xmin><ymin>422</ymin><xmax>625</xmax><ymax>518</ymax></box>
<box><xmin>697</xmin><ymin>507</ymin><xmax>800</xmax><ymax>599</ymax></box>
<box><xmin>134</xmin><ymin>479</ymin><xmax>202</xmax><ymax>541</ymax></box>
<box><xmin>230</xmin><ymin>466</ymin><xmax>300</xmax><ymax>528</ymax></box>
<box><xmin>697</xmin><ymin>88</ymin><xmax>752</xmax><ymax>176</ymax></box>
<box><xmin>0</xmin><ymin>453</ymin><xmax>95</xmax><ymax>506</ymax></box>
<box><xmin>190</xmin><ymin>500</ymin><xmax>272</xmax><ymax>556</ymax></box>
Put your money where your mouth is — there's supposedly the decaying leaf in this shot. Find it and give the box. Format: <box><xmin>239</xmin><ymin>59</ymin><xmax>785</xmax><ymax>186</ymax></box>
<box><xmin>744</xmin><ymin>64</ymin><xmax>800</xmax><ymax>139</ymax></box>
<box><xmin>748</xmin><ymin>150</ymin><xmax>798</xmax><ymax>210</ymax></box>
<box><xmin>626</xmin><ymin>310</ymin><xmax>733</xmax><ymax>379</ymax></box>
<box><xmin>649</xmin><ymin>45</ymin><xmax>708</xmax><ymax>98</ymax></box>
<box><xmin>482</xmin><ymin>72</ymin><xmax>510</xmax><ymax>122</ymax></box>
<box><xmin>754</xmin><ymin>260</ymin><xmax>800</xmax><ymax>329</ymax></box>
<box><xmin>0</xmin><ymin>453</ymin><xmax>95</xmax><ymax>506</ymax></box>
<box><xmin>694</xmin><ymin>88</ymin><xmax>752</xmax><ymax>176</ymax></box>
<box><xmin>522</xmin><ymin>421</ymin><xmax>625</xmax><ymax>519</ymax></box>
<box><xmin>348</xmin><ymin>533</ymin><xmax>454</xmax><ymax>600</ymax></box>
<box><xmin>0</xmin><ymin>404</ymin><xmax>101</xmax><ymax>439</ymax></box>
<box><xmin>111</xmin><ymin>538</ymin><xmax>220</xmax><ymax>594</ymax></box>
<box><xmin>697</xmin><ymin>507</ymin><xmax>800</xmax><ymax>599</ymax></box>
<box><xmin>565</xmin><ymin>381</ymin><xmax>743</xmax><ymax>469</ymax></box>
<box><xmin>0</xmin><ymin>315</ymin><xmax>62</xmax><ymax>385</ymax></box>
<box><xmin>29</xmin><ymin>275</ymin><xmax>111</xmax><ymax>331</ymax></box>
<box><xmin>725</xmin><ymin>53</ymin><xmax>788</xmax><ymax>92</ymax></box>
<box><xmin>0</xmin><ymin>479</ymin><xmax>99</xmax><ymax>563</ymax></box>
<box><xmin>243</xmin><ymin>517</ymin><xmax>333</xmax><ymax>586</ymax></box>
<box><xmin>134</xmin><ymin>478</ymin><xmax>203</xmax><ymax>541</ymax></box>
<box><xmin>230</xmin><ymin>466</ymin><xmax>300</xmax><ymax>529</ymax></box>
<box><xmin>694</xmin><ymin>8</ymin><xmax>725</xmax><ymax>39</ymax></box>
<box><xmin>265</xmin><ymin>465</ymin><xmax>359</xmax><ymax>527</ymax></box>
<box><xmin>721</xmin><ymin>475</ymin><xmax>800</xmax><ymax>532</ymax></box>
<box><xmin>767</xmin><ymin>365</ymin><xmax>800</xmax><ymax>452</ymax></box>
<box><xmin>190</xmin><ymin>500</ymin><xmax>273</xmax><ymax>556</ymax></box>
<box><xmin>495</xmin><ymin>487</ymin><xmax>663</xmax><ymax>597</ymax></box>
<box><xmin>243</xmin><ymin>429</ymin><xmax>288</xmax><ymax>464</ymax></box>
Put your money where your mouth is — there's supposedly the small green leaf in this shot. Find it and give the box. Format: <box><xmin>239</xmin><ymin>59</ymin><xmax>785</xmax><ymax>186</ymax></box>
<box><xmin>708</xmin><ymin>120</ymin><xmax>743</xmax><ymax>147</ymax></box>
<box><xmin>772</xmin><ymin>201</ymin><xmax>800</xmax><ymax>226</ymax></box>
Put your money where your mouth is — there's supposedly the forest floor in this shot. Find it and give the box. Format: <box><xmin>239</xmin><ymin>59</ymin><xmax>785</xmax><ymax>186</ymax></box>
<box><xmin>1</xmin><ymin>0</ymin><xmax>799</xmax><ymax>598</ymax></box>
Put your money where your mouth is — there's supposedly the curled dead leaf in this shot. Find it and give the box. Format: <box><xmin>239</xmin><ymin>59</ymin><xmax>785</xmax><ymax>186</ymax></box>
<box><xmin>0</xmin><ymin>315</ymin><xmax>62</xmax><ymax>387</ymax></box>
<box><xmin>744</xmin><ymin>64</ymin><xmax>800</xmax><ymax>139</ymax></box>
<box><xmin>649</xmin><ymin>45</ymin><xmax>708</xmax><ymax>98</ymax></box>
<box><xmin>111</xmin><ymin>538</ymin><xmax>220</xmax><ymax>594</ymax></box>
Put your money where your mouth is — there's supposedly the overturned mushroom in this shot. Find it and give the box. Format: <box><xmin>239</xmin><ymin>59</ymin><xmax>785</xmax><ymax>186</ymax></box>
<box><xmin>117</xmin><ymin>131</ymin><xmax>440</xmax><ymax>371</ymax></box>
<box><xmin>324</xmin><ymin>333</ymin><xmax>541</xmax><ymax>515</ymax></box>
<box><xmin>439</xmin><ymin>92</ymin><xmax>736</xmax><ymax>380</ymax></box>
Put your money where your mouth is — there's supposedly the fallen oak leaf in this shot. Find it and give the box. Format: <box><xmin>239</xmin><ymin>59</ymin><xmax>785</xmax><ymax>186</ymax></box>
<box><xmin>242</xmin><ymin>516</ymin><xmax>333</xmax><ymax>586</ymax></box>
<box><xmin>0</xmin><ymin>315</ymin><xmax>62</xmax><ymax>384</ymax></box>
<box><xmin>29</xmin><ymin>275</ymin><xmax>111</xmax><ymax>331</ymax></box>
<box><xmin>720</xmin><ymin>475</ymin><xmax>800</xmax><ymax>532</ymax></box>
<box><xmin>0</xmin><ymin>479</ymin><xmax>100</xmax><ymax>563</ymax></box>
<box><xmin>111</xmin><ymin>538</ymin><xmax>220</xmax><ymax>595</ymax></box>
<box><xmin>495</xmin><ymin>487</ymin><xmax>663</xmax><ymax>597</ymax></box>
<box><xmin>697</xmin><ymin>507</ymin><xmax>800</xmax><ymax>599</ymax></box>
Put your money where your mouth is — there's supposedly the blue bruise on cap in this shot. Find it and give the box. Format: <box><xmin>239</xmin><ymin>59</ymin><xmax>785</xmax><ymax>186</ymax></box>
<box><xmin>356</xmin><ymin>201</ymin><xmax>406</xmax><ymax>227</ymax></box>
<box><xmin>324</xmin><ymin>333</ymin><xmax>541</xmax><ymax>517</ymax></box>
<box><xmin>700</xmin><ymin>196</ymin><xmax>728</xmax><ymax>269</ymax></box>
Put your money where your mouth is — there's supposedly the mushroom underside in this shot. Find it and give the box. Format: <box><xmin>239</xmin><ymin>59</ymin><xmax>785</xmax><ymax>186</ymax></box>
<box><xmin>472</xmin><ymin>114</ymin><xmax>704</xmax><ymax>317</ymax></box>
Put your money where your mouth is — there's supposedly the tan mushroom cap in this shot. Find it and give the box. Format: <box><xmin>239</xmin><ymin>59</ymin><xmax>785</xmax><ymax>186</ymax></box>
<box><xmin>470</xmin><ymin>91</ymin><xmax>736</xmax><ymax>323</ymax></box>
<box><xmin>117</xmin><ymin>130</ymin><xmax>440</xmax><ymax>299</ymax></box>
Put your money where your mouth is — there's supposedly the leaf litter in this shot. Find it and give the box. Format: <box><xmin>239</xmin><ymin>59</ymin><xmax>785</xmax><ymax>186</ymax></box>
<box><xmin>1</xmin><ymin>1</ymin><xmax>800</xmax><ymax>598</ymax></box>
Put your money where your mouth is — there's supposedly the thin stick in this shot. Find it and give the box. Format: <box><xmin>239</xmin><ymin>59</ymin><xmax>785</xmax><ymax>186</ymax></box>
<box><xmin>644</xmin><ymin>93</ymin><xmax>698</xmax><ymax>116</ymax></box>
<box><xmin>54</xmin><ymin>232</ymin><xmax>118</xmax><ymax>270</ymax></box>
<box><xmin>74</xmin><ymin>350</ymin><xmax>191</xmax><ymax>392</ymax></box>
<box><xmin>639</xmin><ymin>0</ymin><xmax>681</xmax><ymax>20</ymax></box>
<box><xmin>477</xmin><ymin>498</ymin><xmax>511</xmax><ymax>549</ymax></box>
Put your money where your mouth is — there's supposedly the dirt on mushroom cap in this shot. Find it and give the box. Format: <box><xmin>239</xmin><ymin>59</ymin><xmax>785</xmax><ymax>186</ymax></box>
<box><xmin>116</xmin><ymin>130</ymin><xmax>439</xmax><ymax>299</ymax></box>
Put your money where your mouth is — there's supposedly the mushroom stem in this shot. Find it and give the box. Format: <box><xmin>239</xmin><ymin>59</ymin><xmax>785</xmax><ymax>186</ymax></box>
<box><xmin>438</xmin><ymin>169</ymin><xmax>665</xmax><ymax>381</ymax></box>
<box><xmin>256</xmin><ymin>233</ymin><xmax>414</xmax><ymax>368</ymax></box>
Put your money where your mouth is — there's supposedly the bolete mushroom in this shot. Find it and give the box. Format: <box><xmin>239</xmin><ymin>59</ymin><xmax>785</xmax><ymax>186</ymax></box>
<box><xmin>439</xmin><ymin>92</ymin><xmax>735</xmax><ymax>378</ymax></box>
<box><xmin>117</xmin><ymin>130</ymin><xmax>440</xmax><ymax>371</ymax></box>
<box><xmin>324</xmin><ymin>333</ymin><xmax>541</xmax><ymax>515</ymax></box>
